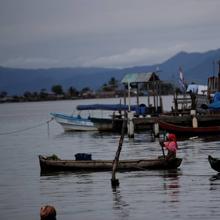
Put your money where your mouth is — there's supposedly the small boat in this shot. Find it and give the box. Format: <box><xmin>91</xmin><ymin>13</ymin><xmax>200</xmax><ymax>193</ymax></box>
<box><xmin>50</xmin><ymin>113</ymin><xmax>97</xmax><ymax>131</ymax></box>
<box><xmin>76</xmin><ymin>103</ymin><xmax>134</xmax><ymax>132</ymax></box>
<box><xmin>39</xmin><ymin>155</ymin><xmax>182</xmax><ymax>173</ymax></box>
<box><xmin>208</xmin><ymin>155</ymin><xmax>220</xmax><ymax>172</ymax></box>
<box><xmin>157</xmin><ymin>119</ymin><xmax>220</xmax><ymax>136</ymax></box>
<box><xmin>77</xmin><ymin>104</ymin><xmax>157</xmax><ymax>131</ymax></box>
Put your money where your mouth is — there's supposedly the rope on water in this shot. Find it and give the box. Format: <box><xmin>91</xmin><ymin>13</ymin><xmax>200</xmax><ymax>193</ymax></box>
<box><xmin>0</xmin><ymin>118</ymin><xmax>54</xmax><ymax>136</ymax></box>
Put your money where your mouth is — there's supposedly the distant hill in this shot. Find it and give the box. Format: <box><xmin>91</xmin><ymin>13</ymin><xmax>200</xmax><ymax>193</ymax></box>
<box><xmin>160</xmin><ymin>49</ymin><xmax>220</xmax><ymax>83</ymax></box>
<box><xmin>1</xmin><ymin>48</ymin><xmax>220</xmax><ymax>95</ymax></box>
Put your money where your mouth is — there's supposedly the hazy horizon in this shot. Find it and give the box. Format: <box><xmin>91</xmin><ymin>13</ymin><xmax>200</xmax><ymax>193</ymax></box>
<box><xmin>1</xmin><ymin>0</ymin><xmax>220</xmax><ymax>69</ymax></box>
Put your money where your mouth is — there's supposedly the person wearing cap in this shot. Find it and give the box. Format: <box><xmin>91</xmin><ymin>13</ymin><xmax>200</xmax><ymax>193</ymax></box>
<box><xmin>160</xmin><ymin>133</ymin><xmax>178</xmax><ymax>160</ymax></box>
<box><xmin>40</xmin><ymin>205</ymin><xmax>56</xmax><ymax>220</ymax></box>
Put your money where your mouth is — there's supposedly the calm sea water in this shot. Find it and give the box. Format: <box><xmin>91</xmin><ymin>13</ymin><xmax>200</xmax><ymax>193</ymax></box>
<box><xmin>1</xmin><ymin>96</ymin><xmax>220</xmax><ymax>220</ymax></box>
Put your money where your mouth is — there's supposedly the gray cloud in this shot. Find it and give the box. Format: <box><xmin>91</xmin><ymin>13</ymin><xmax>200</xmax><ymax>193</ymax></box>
<box><xmin>0</xmin><ymin>0</ymin><xmax>220</xmax><ymax>68</ymax></box>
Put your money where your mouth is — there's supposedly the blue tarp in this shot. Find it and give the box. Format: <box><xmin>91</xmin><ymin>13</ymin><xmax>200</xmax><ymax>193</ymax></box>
<box><xmin>76</xmin><ymin>104</ymin><xmax>157</xmax><ymax>115</ymax></box>
<box><xmin>77</xmin><ymin>104</ymin><xmax>138</xmax><ymax>111</ymax></box>
<box><xmin>208</xmin><ymin>92</ymin><xmax>220</xmax><ymax>109</ymax></box>
<box><xmin>213</xmin><ymin>92</ymin><xmax>220</xmax><ymax>102</ymax></box>
<box><xmin>208</xmin><ymin>101</ymin><xmax>220</xmax><ymax>109</ymax></box>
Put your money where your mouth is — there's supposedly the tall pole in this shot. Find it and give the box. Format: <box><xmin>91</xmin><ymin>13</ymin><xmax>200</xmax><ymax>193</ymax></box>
<box><xmin>213</xmin><ymin>60</ymin><xmax>215</xmax><ymax>77</ymax></box>
<box><xmin>152</xmin><ymin>74</ymin><xmax>156</xmax><ymax>111</ymax></box>
<box><xmin>136</xmin><ymin>83</ymin><xmax>139</xmax><ymax>107</ymax></box>
<box><xmin>210</xmin><ymin>60</ymin><xmax>215</xmax><ymax>95</ymax></box>
<box><xmin>128</xmin><ymin>83</ymin><xmax>131</xmax><ymax>111</ymax></box>
<box><xmin>218</xmin><ymin>60</ymin><xmax>220</xmax><ymax>92</ymax></box>
<box><xmin>111</xmin><ymin>112</ymin><xmax>127</xmax><ymax>187</ymax></box>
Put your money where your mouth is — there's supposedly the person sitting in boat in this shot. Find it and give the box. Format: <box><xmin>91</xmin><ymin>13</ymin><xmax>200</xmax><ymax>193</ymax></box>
<box><xmin>160</xmin><ymin>133</ymin><xmax>178</xmax><ymax>160</ymax></box>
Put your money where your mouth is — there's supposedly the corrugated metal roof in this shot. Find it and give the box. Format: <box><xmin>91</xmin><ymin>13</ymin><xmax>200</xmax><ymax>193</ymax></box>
<box><xmin>121</xmin><ymin>72</ymin><xmax>159</xmax><ymax>83</ymax></box>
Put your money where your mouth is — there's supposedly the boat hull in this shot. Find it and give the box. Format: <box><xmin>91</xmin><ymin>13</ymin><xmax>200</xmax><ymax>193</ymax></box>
<box><xmin>208</xmin><ymin>155</ymin><xmax>220</xmax><ymax>172</ymax></box>
<box><xmin>90</xmin><ymin>117</ymin><xmax>156</xmax><ymax>132</ymax></box>
<box><xmin>51</xmin><ymin>113</ymin><xmax>97</xmax><ymax>131</ymax></box>
<box><xmin>90</xmin><ymin>117</ymin><xmax>123</xmax><ymax>131</ymax></box>
<box><xmin>158</xmin><ymin>120</ymin><xmax>220</xmax><ymax>136</ymax></box>
<box><xmin>39</xmin><ymin>155</ymin><xmax>182</xmax><ymax>173</ymax></box>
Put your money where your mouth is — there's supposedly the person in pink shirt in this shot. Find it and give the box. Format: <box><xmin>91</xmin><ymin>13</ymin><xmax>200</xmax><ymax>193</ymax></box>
<box><xmin>160</xmin><ymin>133</ymin><xmax>178</xmax><ymax>160</ymax></box>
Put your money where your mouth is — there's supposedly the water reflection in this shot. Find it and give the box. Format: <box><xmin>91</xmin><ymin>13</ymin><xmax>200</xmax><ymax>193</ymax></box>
<box><xmin>40</xmin><ymin>170</ymin><xmax>94</xmax><ymax>181</ymax></box>
<box><xmin>199</xmin><ymin>134</ymin><xmax>220</xmax><ymax>142</ymax></box>
<box><xmin>162</xmin><ymin>170</ymin><xmax>181</xmax><ymax>204</ymax></box>
<box><xmin>161</xmin><ymin>133</ymin><xmax>220</xmax><ymax>143</ymax></box>
<box><xmin>161</xmin><ymin>134</ymin><xmax>220</xmax><ymax>143</ymax></box>
<box><xmin>40</xmin><ymin>170</ymin><xmax>74</xmax><ymax>177</ymax></box>
<box><xmin>112</xmin><ymin>187</ymin><xmax>130</xmax><ymax>219</ymax></box>
<box><xmin>209</xmin><ymin>173</ymin><xmax>220</xmax><ymax>190</ymax></box>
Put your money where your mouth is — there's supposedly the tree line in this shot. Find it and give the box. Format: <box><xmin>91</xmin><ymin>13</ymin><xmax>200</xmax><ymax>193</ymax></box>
<box><xmin>0</xmin><ymin>77</ymin><xmax>176</xmax><ymax>102</ymax></box>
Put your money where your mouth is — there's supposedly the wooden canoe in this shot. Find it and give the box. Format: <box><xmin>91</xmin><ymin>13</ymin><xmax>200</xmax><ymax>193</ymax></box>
<box><xmin>208</xmin><ymin>155</ymin><xmax>220</xmax><ymax>172</ymax></box>
<box><xmin>157</xmin><ymin>119</ymin><xmax>220</xmax><ymax>135</ymax></box>
<box><xmin>39</xmin><ymin>155</ymin><xmax>182</xmax><ymax>173</ymax></box>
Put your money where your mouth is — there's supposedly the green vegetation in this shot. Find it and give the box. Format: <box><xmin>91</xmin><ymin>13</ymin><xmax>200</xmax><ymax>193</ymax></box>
<box><xmin>101</xmin><ymin>77</ymin><xmax>119</xmax><ymax>92</ymax></box>
<box><xmin>46</xmin><ymin>154</ymin><xmax>60</xmax><ymax>160</ymax></box>
<box><xmin>51</xmin><ymin>85</ymin><xmax>64</xmax><ymax>95</ymax></box>
<box><xmin>0</xmin><ymin>77</ymin><xmax>177</xmax><ymax>103</ymax></box>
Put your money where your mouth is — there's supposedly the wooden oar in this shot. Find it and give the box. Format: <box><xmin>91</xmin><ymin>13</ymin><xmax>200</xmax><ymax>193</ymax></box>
<box><xmin>111</xmin><ymin>112</ymin><xmax>127</xmax><ymax>187</ymax></box>
<box><xmin>159</xmin><ymin>137</ymin><xmax>166</xmax><ymax>159</ymax></box>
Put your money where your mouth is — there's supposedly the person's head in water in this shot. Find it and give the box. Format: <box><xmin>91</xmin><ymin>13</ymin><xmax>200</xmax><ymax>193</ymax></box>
<box><xmin>40</xmin><ymin>205</ymin><xmax>56</xmax><ymax>220</ymax></box>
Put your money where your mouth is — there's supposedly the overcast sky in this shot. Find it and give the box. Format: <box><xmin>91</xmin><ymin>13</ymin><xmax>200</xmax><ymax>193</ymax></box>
<box><xmin>0</xmin><ymin>0</ymin><xmax>220</xmax><ymax>69</ymax></box>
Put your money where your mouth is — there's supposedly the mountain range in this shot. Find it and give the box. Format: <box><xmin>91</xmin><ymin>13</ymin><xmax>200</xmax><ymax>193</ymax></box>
<box><xmin>1</xmin><ymin>48</ymin><xmax>220</xmax><ymax>95</ymax></box>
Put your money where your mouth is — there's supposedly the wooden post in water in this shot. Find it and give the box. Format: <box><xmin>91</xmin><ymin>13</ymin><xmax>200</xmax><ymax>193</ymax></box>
<box><xmin>153</xmin><ymin>122</ymin><xmax>159</xmax><ymax>137</ymax></box>
<box><xmin>111</xmin><ymin>113</ymin><xmax>127</xmax><ymax>187</ymax></box>
<box><xmin>127</xmin><ymin>111</ymin><xmax>134</xmax><ymax>138</ymax></box>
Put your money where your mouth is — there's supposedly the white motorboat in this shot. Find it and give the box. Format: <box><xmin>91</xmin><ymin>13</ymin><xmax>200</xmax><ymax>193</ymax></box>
<box><xmin>50</xmin><ymin>113</ymin><xmax>97</xmax><ymax>131</ymax></box>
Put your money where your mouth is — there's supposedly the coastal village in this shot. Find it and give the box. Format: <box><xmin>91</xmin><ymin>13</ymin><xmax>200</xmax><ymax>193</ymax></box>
<box><xmin>3</xmin><ymin>61</ymin><xmax>220</xmax><ymax>138</ymax></box>
<box><xmin>2</xmin><ymin>2</ymin><xmax>220</xmax><ymax>219</ymax></box>
<box><xmin>0</xmin><ymin>74</ymin><xmax>175</xmax><ymax>103</ymax></box>
<box><xmin>42</xmin><ymin>60</ymin><xmax>220</xmax><ymax>136</ymax></box>
<box><xmin>2</xmin><ymin>59</ymin><xmax>220</xmax><ymax>219</ymax></box>
<box><xmin>37</xmin><ymin>61</ymin><xmax>220</xmax><ymax>190</ymax></box>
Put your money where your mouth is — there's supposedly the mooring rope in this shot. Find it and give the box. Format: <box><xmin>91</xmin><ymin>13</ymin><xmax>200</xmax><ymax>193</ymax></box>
<box><xmin>0</xmin><ymin>118</ymin><xmax>54</xmax><ymax>136</ymax></box>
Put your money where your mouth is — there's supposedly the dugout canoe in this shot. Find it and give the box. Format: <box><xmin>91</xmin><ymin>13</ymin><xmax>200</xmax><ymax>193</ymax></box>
<box><xmin>208</xmin><ymin>155</ymin><xmax>220</xmax><ymax>173</ymax></box>
<box><xmin>39</xmin><ymin>155</ymin><xmax>182</xmax><ymax>173</ymax></box>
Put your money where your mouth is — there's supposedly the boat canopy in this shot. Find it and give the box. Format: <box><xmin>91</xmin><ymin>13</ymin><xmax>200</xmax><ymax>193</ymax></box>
<box><xmin>121</xmin><ymin>72</ymin><xmax>160</xmax><ymax>84</ymax></box>
<box><xmin>77</xmin><ymin>104</ymin><xmax>137</xmax><ymax>111</ymax></box>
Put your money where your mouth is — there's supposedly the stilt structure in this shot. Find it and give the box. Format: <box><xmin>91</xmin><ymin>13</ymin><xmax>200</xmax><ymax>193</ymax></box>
<box><xmin>121</xmin><ymin>72</ymin><xmax>162</xmax><ymax>138</ymax></box>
